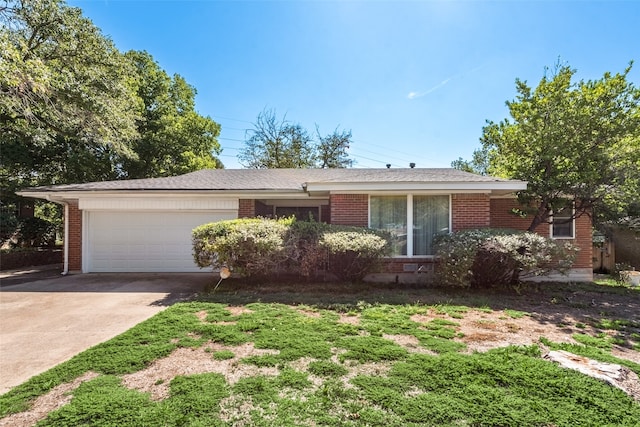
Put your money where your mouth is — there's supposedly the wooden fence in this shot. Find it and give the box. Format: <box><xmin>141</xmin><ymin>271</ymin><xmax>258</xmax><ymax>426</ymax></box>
<box><xmin>593</xmin><ymin>240</ymin><xmax>616</xmax><ymax>273</ymax></box>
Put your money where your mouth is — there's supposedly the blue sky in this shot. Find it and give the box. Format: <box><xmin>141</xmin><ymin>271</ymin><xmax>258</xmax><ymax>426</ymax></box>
<box><xmin>68</xmin><ymin>0</ymin><xmax>639</xmax><ymax>169</ymax></box>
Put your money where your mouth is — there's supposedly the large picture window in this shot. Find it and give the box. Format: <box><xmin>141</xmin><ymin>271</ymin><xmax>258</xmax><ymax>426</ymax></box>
<box><xmin>370</xmin><ymin>195</ymin><xmax>449</xmax><ymax>256</ymax></box>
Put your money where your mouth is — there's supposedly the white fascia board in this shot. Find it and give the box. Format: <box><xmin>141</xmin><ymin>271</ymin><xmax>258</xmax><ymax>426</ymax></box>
<box><xmin>15</xmin><ymin>192</ymin><xmax>71</xmax><ymax>204</ymax></box>
<box><xmin>79</xmin><ymin>197</ymin><xmax>239</xmax><ymax>211</ymax></box>
<box><xmin>305</xmin><ymin>181</ymin><xmax>528</xmax><ymax>193</ymax></box>
<box><xmin>17</xmin><ymin>189</ymin><xmax>309</xmax><ymax>202</ymax></box>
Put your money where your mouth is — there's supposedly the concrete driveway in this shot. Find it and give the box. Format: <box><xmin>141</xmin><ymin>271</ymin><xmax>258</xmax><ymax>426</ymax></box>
<box><xmin>0</xmin><ymin>272</ymin><xmax>213</xmax><ymax>395</ymax></box>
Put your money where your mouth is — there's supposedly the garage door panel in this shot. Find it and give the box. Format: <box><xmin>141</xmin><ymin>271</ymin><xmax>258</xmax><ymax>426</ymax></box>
<box><xmin>87</xmin><ymin>211</ymin><xmax>236</xmax><ymax>272</ymax></box>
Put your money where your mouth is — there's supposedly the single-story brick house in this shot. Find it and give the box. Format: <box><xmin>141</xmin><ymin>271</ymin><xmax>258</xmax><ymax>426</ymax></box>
<box><xmin>18</xmin><ymin>168</ymin><xmax>592</xmax><ymax>281</ymax></box>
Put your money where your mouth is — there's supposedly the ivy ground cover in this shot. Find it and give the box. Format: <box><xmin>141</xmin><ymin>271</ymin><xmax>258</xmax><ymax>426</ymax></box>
<box><xmin>1</xmin><ymin>281</ymin><xmax>639</xmax><ymax>426</ymax></box>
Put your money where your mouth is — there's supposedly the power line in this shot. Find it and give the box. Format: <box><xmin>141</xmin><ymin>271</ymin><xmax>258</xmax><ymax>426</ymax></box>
<box><xmin>212</xmin><ymin>115</ymin><xmax>253</xmax><ymax>124</ymax></box>
<box><xmin>213</xmin><ymin>114</ymin><xmax>434</xmax><ymax>167</ymax></box>
<box><xmin>350</xmin><ymin>146</ymin><xmax>414</xmax><ymax>166</ymax></box>
<box><xmin>220</xmin><ymin>126</ymin><xmax>249</xmax><ymax>132</ymax></box>
<box><xmin>219</xmin><ymin>137</ymin><xmax>245</xmax><ymax>143</ymax></box>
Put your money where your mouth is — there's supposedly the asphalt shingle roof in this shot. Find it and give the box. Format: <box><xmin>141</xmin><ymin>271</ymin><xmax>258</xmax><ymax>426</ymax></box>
<box><xmin>22</xmin><ymin>168</ymin><xmax>518</xmax><ymax>193</ymax></box>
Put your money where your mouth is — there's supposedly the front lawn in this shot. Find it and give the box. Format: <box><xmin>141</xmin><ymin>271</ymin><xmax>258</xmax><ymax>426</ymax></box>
<box><xmin>1</xmin><ymin>280</ymin><xmax>639</xmax><ymax>426</ymax></box>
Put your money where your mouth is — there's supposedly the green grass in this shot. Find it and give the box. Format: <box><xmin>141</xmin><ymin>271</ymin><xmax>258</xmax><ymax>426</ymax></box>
<box><xmin>1</xmin><ymin>284</ymin><xmax>639</xmax><ymax>426</ymax></box>
<box><xmin>504</xmin><ymin>308</ymin><xmax>528</xmax><ymax>319</ymax></box>
<box><xmin>308</xmin><ymin>360</ymin><xmax>349</xmax><ymax>377</ymax></box>
<box><xmin>353</xmin><ymin>346</ymin><xmax>638</xmax><ymax>426</ymax></box>
<box><xmin>212</xmin><ymin>350</ymin><xmax>235</xmax><ymax>360</ymax></box>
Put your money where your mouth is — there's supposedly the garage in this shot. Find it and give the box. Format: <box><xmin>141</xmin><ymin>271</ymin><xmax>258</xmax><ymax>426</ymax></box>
<box><xmin>85</xmin><ymin>210</ymin><xmax>236</xmax><ymax>272</ymax></box>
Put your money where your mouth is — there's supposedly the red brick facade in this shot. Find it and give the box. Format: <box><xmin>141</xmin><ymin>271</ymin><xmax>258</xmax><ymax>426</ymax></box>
<box><xmin>62</xmin><ymin>193</ymin><xmax>591</xmax><ymax>277</ymax></box>
<box><xmin>451</xmin><ymin>194</ymin><xmax>491</xmax><ymax>232</ymax></box>
<box><xmin>329</xmin><ymin>194</ymin><xmax>368</xmax><ymax>227</ymax></box>
<box><xmin>238</xmin><ymin>199</ymin><xmax>256</xmax><ymax>218</ymax></box>
<box><xmin>67</xmin><ymin>200</ymin><xmax>82</xmax><ymax>272</ymax></box>
<box><xmin>490</xmin><ymin>198</ymin><xmax>592</xmax><ymax>269</ymax></box>
<box><xmin>489</xmin><ymin>198</ymin><xmax>548</xmax><ymax>235</ymax></box>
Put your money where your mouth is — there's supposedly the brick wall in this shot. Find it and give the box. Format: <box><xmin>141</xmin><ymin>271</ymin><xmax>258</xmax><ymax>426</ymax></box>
<box><xmin>451</xmin><ymin>194</ymin><xmax>490</xmax><ymax>232</ymax></box>
<box><xmin>329</xmin><ymin>194</ymin><xmax>368</xmax><ymax>226</ymax></box>
<box><xmin>489</xmin><ymin>198</ymin><xmax>548</xmax><ymax>235</ymax></box>
<box><xmin>67</xmin><ymin>200</ymin><xmax>82</xmax><ymax>271</ymax></box>
<box><xmin>490</xmin><ymin>198</ymin><xmax>592</xmax><ymax>269</ymax></box>
<box><xmin>238</xmin><ymin>199</ymin><xmax>256</xmax><ymax>218</ymax></box>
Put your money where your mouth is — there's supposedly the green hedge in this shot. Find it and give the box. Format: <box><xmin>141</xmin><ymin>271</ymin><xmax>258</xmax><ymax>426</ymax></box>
<box><xmin>434</xmin><ymin>228</ymin><xmax>578</xmax><ymax>288</ymax></box>
<box><xmin>192</xmin><ymin>218</ymin><xmax>390</xmax><ymax>282</ymax></box>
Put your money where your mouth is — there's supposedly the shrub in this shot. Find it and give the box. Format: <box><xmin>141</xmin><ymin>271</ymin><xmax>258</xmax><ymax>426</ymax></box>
<box><xmin>611</xmin><ymin>262</ymin><xmax>633</xmax><ymax>284</ymax></box>
<box><xmin>0</xmin><ymin>210</ymin><xmax>19</xmax><ymax>246</ymax></box>
<box><xmin>192</xmin><ymin>217</ymin><xmax>293</xmax><ymax>277</ymax></box>
<box><xmin>286</xmin><ymin>220</ymin><xmax>331</xmax><ymax>278</ymax></box>
<box><xmin>434</xmin><ymin>228</ymin><xmax>578</xmax><ymax>288</ymax></box>
<box><xmin>319</xmin><ymin>228</ymin><xmax>390</xmax><ymax>282</ymax></box>
<box><xmin>12</xmin><ymin>217</ymin><xmax>57</xmax><ymax>247</ymax></box>
<box><xmin>193</xmin><ymin>218</ymin><xmax>390</xmax><ymax>282</ymax></box>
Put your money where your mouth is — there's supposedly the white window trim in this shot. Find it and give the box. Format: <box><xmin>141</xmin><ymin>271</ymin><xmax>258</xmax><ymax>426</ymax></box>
<box><xmin>369</xmin><ymin>194</ymin><xmax>451</xmax><ymax>258</ymax></box>
<box><xmin>550</xmin><ymin>205</ymin><xmax>575</xmax><ymax>239</ymax></box>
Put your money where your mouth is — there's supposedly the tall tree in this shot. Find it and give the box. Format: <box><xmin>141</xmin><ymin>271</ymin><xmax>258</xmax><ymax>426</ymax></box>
<box><xmin>239</xmin><ymin>109</ymin><xmax>354</xmax><ymax>169</ymax></box>
<box><xmin>239</xmin><ymin>109</ymin><xmax>316</xmax><ymax>168</ymax></box>
<box><xmin>451</xmin><ymin>147</ymin><xmax>489</xmax><ymax>175</ymax></box>
<box><xmin>480</xmin><ymin>62</ymin><xmax>640</xmax><ymax>231</ymax></box>
<box><xmin>0</xmin><ymin>0</ymin><xmax>140</xmax><ymax>190</ymax></box>
<box><xmin>316</xmin><ymin>126</ymin><xmax>354</xmax><ymax>168</ymax></box>
<box><xmin>121</xmin><ymin>51</ymin><xmax>222</xmax><ymax>178</ymax></box>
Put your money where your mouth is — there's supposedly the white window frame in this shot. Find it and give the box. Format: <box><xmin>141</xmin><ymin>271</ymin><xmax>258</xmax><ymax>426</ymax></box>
<box><xmin>550</xmin><ymin>204</ymin><xmax>575</xmax><ymax>239</ymax></box>
<box><xmin>368</xmin><ymin>194</ymin><xmax>451</xmax><ymax>258</ymax></box>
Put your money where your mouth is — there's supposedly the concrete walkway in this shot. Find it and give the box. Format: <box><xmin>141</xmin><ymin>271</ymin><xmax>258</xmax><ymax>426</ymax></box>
<box><xmin>0</xmin><ymin>272</ymin><xmax>213</xmax><ymax>395</ymax></box>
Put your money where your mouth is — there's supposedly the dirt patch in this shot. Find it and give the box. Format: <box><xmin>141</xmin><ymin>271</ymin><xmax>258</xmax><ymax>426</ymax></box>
<box><xmin>121</xmin><ymin>343</ymin><xmax>279</xmax><ymax>400</ymax></box>
<box><xmin>0</xmin><ymin>371</ymin><xmax>99</xmax><ymax>427</ymax></box>
<box><xmin>337</xmin><ymin>313</ymin><xmax>360</xmax><ymax>325</ymax></box>
<box><xmin>297</xmin><ymin>308</ymin><xmax>321</xmax><ymax>318</ymax></box>
<box><xmin>383</xmin><ymin>334</ymin><xmax>437</xmax><ymax>355</ymax></box>
<box><xmin>455</xmin><ymin>310</ymin><xmax>580</xmax><ymax>353</ymax></box>
<box><xmin>409</xmin><ymin>313</ymin><xmax>433</xmax><ymax>324</ymax></box>
<box><xmin>226</xmin><ymin>306</ymin><xmax>253</xmax><ymax>316</ymax></box>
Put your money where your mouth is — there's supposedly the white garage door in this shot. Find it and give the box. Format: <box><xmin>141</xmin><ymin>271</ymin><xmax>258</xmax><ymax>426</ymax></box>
<box><xmin>86</xmin><ymin>211</ymin><xmax>236</xmax><ymax>272</ymax></box>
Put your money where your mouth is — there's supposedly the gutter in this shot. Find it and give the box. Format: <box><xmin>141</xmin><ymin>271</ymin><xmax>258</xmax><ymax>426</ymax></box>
<box><xmin>62</xmin><ymin>201</ymin><xmax>69</xmax><ymax>276</ymax></box>
<box><xmin>38</xmin><ymin>195</ymin><xmax>69</xmax><ymax>276</ymax></box>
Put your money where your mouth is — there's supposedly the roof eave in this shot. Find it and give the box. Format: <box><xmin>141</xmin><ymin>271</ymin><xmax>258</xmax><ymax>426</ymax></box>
<box><xmin>305</xmin><ymin>181</ymin><xmax>528</xmax><ymax>193</ymax></box>
<box><xmin>16</xmin><ymin>188</ymin><xmax>311</xmax><ymax>202</ymax></box>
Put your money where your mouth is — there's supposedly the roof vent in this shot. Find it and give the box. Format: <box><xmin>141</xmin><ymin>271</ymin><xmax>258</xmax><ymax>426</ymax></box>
<box><xmin>409</xmin><ymin>162</ymin><xmax>416</xmax><ymax>168</ymax></box>
<box><xmin>386</xmin><ymin>164</ymin><xmax>391</xmax><ymax>169</ymax></box>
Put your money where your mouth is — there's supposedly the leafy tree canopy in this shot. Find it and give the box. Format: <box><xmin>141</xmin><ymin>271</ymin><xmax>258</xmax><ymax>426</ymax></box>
<box><xmin>239</xmin><ymin>109</ymin><xmax>354</xmax><ymax>169</ymax></box>
<box><xmin>1</xmin><ymin>0</ymin><xmax>140</xmax><ymax>191</ymax></box>
<box><xmin>121</xmin><ymin>50</ymin><xmax>222</xmax><ymax>178</ymax></box>
<box><xmin>467</xmin><ymin>61</ymin><xmax>640</xmax><ymax>231</ymax></box>
<box><xmin>451</xmin><ymin>148</ymin><xmax>489</xmax><ymax>176</ymax></box>
<box><xmin>1</xmin><ymin>0</ymin><xmax>222</xmax><ymax>197</ymax></box>
<box><xmin>315</xmin><ymin>125</ymin><xmax>354</xmax><ymax>169</ymax></box>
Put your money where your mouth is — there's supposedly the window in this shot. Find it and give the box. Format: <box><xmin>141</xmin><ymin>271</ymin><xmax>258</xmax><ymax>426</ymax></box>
<box><xmin>275</xmin><ymin>206</ymin><xmax>319</xmax><ymax>221</ymax></box>
<box><xmin>413</xmin><ymin>195</ymin><xmax>450</xmax><ymax>255</ymax></box>
<box><xmin>370</xmin><ymin>195</ymin><xmax>449</xmax><ymax>256</ymax></box>
<box><xmin>551</xmin><ymin>203</ymin><xmax>575</xmax><ymax>239</ymax></box>
<box><xmin>370</xmin><ymin>196</ymin><xmax>407</xmax><ymax>256</ymax></box>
